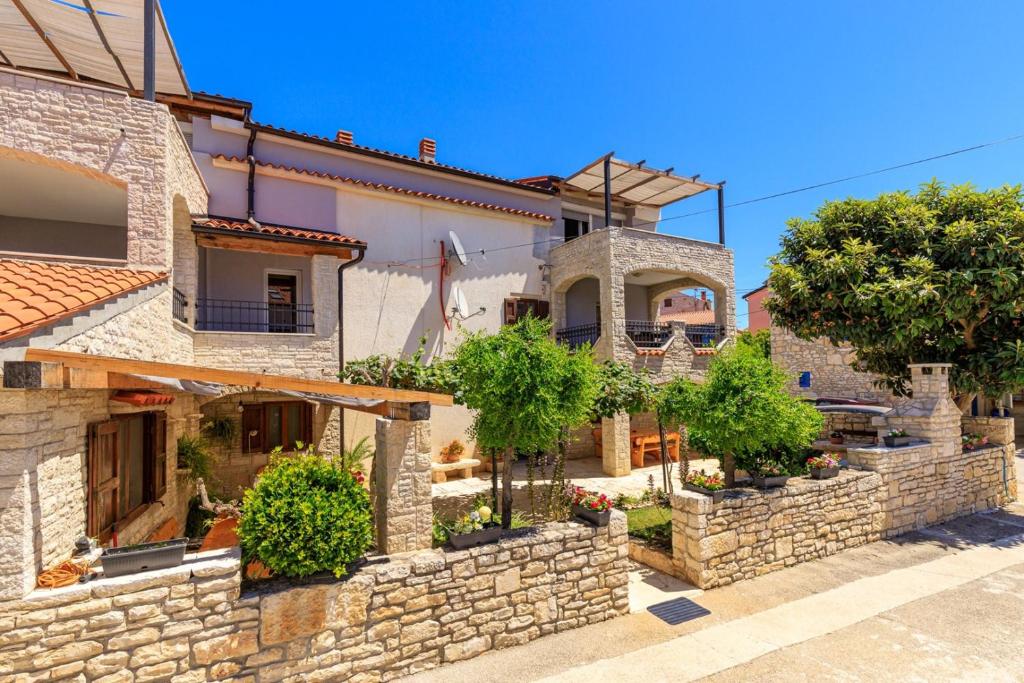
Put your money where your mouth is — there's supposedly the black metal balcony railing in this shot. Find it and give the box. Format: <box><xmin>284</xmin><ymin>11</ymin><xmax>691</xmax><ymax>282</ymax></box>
<box><xmin>685</xmin><ymin>323</ymin><xmax>725</xmax><ymax>348</ymax></box>
<box><xmin>555</xmin><ymin>322</ymin><xmax>601</xmax><ymax>350</ymax></box>
<box><xmin>195</xmin><ymin>299</ymin><xmax>314</xmax><ymax>334</ymax></box>
<box><xmin>172</xmin><ymin>287</ymin><xmax>188</xmax><ymax>324</ymax></box>
<box><xmin>626</xmin><ymin>320</ymin><xmax>673</xmax><ymax>348</ymax></box>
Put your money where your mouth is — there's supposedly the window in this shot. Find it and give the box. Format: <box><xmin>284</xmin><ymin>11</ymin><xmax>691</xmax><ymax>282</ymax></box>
<box><xmin>503</xmin><ymin>297</ymin><xmax>550</xmax><ymax>325</ymax></box>
<box><xmin>564</xmin><ymin>217</ymin><xmax>590</xmax><ymax>242</ymax></box>
<box><xmin>663</xmin><ymin>298</ymin><xmax>674</xmax><ymax>308</ymax></box>
<box><xmin>267</xmin><ymin>272</ymin><xmax>299</xmax><ymax>333</ymax></box>
<box><xmin>241</xmin><ymin>401</ymin><xmax>313</xmax><ymax>454</ymax></box>
<box><xmin>87</xmin><ymin>412</ymin><xmax>166</xmax><ymax>539</ymax></box>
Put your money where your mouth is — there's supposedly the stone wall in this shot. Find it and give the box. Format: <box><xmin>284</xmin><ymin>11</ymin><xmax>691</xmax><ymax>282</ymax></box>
<box><xmin>770</xmin><ymin>326</ymin><xmax>892</xmax><ymax>403</ymax></box>
<box><xmin>0</xmin><ymin>388</ymin><xmax>198</xmax><ymax>600</ymax></box>
<box><xmin>0</xmin><ymin>515</ymin><xmax>629</xmax><ymax>682</ymax></box>
<box><xmin>672</xmin><ymin>471</ymin><xmax>884</xmax><ymax>588</ymax></box>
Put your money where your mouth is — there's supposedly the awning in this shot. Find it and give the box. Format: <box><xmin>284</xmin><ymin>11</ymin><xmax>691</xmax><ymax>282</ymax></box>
<box><xmin>0</xmin><ymin>0</ymin><xmax>189</xmax><ymax>96</ymax></box>
<box><xmin>191</xmin><ymin>216</ymin><xmax>365</xmax><ymax>260</ymax></box>
<box><xmin>563</xmin><ymin>154</ymin><xmax>718</xmax><ymax>208</ymax></box>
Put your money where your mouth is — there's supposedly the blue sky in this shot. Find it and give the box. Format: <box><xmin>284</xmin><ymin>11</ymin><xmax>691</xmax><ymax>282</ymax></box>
<box><xmin>164</xmin><ymin>1</ymin><xmax>1024</xmax><ymax>325</ymax></box>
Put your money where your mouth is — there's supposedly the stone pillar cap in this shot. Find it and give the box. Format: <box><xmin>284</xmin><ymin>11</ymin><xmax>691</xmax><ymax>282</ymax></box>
<box><xmin>908</xmin><ymin>363</ymin><xmax>952</xmax><ymax>369</ymax></box>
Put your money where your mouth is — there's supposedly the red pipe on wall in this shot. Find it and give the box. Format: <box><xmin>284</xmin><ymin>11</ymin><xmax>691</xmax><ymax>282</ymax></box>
<box><xmin>439</xmin><ymin>241</ymin><xmax>451</xmax><ymax>330</ymax></box>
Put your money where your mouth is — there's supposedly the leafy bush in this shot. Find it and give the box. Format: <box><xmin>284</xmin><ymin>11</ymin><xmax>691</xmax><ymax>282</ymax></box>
<box><xmin>237</xmin><ymin>446</ymin><xmax>372</xmax><ymax>578</ymax></box>
<box><xmin>341</xmin><ymin>336</ymin><xmax>461</xmax><ymax>398</ymax></box>
<box><xmin>177</xmin><ymin>434</ymin><xmax>214</xmax><ymax>483</ymax></box>
<box><xmin>591</xmin><ymin>361</ymin><xmax>657</xmax><ymax>419</ymax></box>
<box><xmin>736</xmin><ymin>328</ymin><xmax>771</xmax><ymax>358</ymax></box>
<box><xmin>658</xmin><ymin>345</ymin><xmax>823</xmax><ymax>486</ymax></box>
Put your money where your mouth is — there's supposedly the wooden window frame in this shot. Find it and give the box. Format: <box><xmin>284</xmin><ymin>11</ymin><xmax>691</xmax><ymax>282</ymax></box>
<box><xmin>503</xmin><ymin>297</ymin><xmax>550</xmax><ymax>326</ymax></box>
<box><xmin>241</xmin><ymin>401</ymin><xmax>313</xmax><ymax>454</ymax></box>
<box><xmin>87</xmin><ymin>411</ymin><xmax>166</xmax><ymax>540</ymax></box>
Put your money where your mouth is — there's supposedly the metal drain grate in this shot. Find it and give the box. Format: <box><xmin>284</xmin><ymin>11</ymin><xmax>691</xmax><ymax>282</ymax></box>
<box><xmin>647</xmin><ymin>597</ymin><xmax>711</xmax><ymax>625</ymax></box>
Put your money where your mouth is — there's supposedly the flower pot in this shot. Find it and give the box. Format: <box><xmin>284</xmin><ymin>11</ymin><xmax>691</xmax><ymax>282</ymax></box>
<box><xmin>448</xmin><ymin>524</ymin><xmax>501</xmax><ymax>550</ymax></box>
<box><xmin>810</xmin><ymin>466</ymin><xmax>839</xmax><ymax>480</ymax></box>
<box><xmin>101</xmin><ymin>538</ymin><xmax>188</xmax><ymax>578</ymax></box>
<box><xmin>883</xmin><ymin>435</ymin><xmax>913</xmax><ymax>448</ymax></box>
<box><xmin>751</xmin><ymin>475</ymin><xmax>789</xmax><ymax>489</ymax></box>
<box><xmin>683</xmin><ymin>483</ymin><xmax>725</xmax><ymax>503</ymax></box>
<box><xmin>572</xmin><ymin>504</ymin><xmax>612</xmax><ymax>527</ymax></box>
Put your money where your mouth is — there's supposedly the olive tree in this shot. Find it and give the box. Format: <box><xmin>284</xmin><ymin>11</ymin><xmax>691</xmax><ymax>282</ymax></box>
<box><xmin>453</xmin><ymin>317</ymin><xmax>598</xmax><ymax>528</ymax></box>
<box><xmin>766</xmin><ymin>181</ymin><xmax>1024</xmax><ymax>407</ymax></box>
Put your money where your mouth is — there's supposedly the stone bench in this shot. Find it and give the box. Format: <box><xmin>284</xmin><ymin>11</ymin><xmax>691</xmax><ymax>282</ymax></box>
<box><xmin>431</xmin><ymin>458</ymin><xmax>481</xmax><ymax>483</ymax></box>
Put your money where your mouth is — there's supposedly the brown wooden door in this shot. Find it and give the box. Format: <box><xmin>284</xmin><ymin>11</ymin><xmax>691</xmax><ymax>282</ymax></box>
<box><xmin>88</xmin><ymin>421</ymin><xmax>119</xmax><ymax>538</ymax></box>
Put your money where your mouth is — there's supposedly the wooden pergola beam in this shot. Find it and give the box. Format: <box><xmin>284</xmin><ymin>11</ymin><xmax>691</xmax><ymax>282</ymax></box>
<box><xmin>11</xmin><ymin>0</ymin><xmax>79</xmax><ymax>80</ymax></box>
<box><xmin>21</xmin><ymin>349</ymin><xmax>453</xmax><ymax>406</ymax></box>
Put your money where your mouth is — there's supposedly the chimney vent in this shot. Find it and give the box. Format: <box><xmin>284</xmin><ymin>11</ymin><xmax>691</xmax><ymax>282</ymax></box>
<box><xmin>419</xmin><ymin>137</ymin><xmax>436</xmax><ymax>163</ymax></box>
<box><xmin>335</xmin><ymin>130</ymin><xmax>354</xmax><ymax>145</ymax></box>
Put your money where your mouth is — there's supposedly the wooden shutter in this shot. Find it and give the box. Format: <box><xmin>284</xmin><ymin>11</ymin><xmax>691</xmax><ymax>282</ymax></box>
<box><xmin>88</xmin><ymin>420</ymin><xmax>119</xmax><ymax>538</ymax></box>
<box><xmin>302</xmin><ymin>403</ymin><xmax>313</xmax><ymax>446</ymax></box>
<box><xmin>241</xmin><ymin>404</ymin><xmax>264</xmax><ymax>454</ymax></box>
<box><xmin>503</xmin><ymin>298</ymin><xmax>517</xmax><ymax>325</ymax></box>
<box><xmin>536</xmin><ymin>300</ymin><xmax>550</xmax><ymax>320</ymax></box>
<box><xmin>148</xmin><ymin>412</ymin><xmax>167</xmax><ymax>500</ymax></box>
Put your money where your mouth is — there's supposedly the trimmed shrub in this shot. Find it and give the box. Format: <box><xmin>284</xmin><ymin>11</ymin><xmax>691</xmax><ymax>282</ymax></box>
<box><xmin>237</xmin><ymin>449</ymin><xmax>373</xmax><ymax>578</ymax></box>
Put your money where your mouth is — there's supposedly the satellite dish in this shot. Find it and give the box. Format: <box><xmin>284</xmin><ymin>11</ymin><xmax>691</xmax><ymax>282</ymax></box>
<box><xmin>451</xmin><ymin>285</ymin><xmax>469</xmax><ymax>318</ymax></box>
<box><xmin>448</xmin><ymin>230</ymin><xmax>469</xmax><ymax>266</ymax></box>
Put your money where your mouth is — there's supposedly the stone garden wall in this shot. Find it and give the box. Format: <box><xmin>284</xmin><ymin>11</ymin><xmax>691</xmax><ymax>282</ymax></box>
<box><xmin>0</xmin><ymin>514</ymin><xmax>629</xmax><ymax>682</ymax></box>
<box><xmin>671</xmin><ymin>471</ymin><xmax>884</xmax><ymax>588</ymax></box>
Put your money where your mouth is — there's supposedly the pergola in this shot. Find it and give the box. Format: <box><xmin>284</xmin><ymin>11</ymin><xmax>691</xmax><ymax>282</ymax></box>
<box><xmin>0</xmin><ymin>0</ymin><xmax>188</xmax><ymax>99</ymax></box>
<box><xmin>562</xmin><ymin>153</ymin><xmax>727</xmax><ymax>244</ymax></box>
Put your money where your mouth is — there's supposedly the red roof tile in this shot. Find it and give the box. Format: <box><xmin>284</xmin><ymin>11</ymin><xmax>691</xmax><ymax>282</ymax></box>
<box><xmin>191</xmin><ymin>216</ymin><xmax>366</xmax><ymax>247</ymax></box>
<box><xmin>0</xmin><ymin>260</ymin><xmax>167</xmax><ymax>342</ymax></box>
<box><xmin>212</xmin><ymin>155</ymin><xmax>555</xmax><ymax>224</ymax></box>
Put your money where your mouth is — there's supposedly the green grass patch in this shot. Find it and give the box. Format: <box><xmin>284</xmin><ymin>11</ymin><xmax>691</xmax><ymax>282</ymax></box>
<box><xmin>626</xmin><ymin>505</ymin><xmax>672</xmax><ymax>551</ymax></box>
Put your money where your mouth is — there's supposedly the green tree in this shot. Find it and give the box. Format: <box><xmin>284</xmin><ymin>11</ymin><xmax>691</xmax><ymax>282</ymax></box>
<box><xmin>736</xmin><ymin>328</ymin><xmax>771</xmax><ymax>359</ymax></box>
<box><xmin>656</xmin><ymin>345</ymin><xmax>822</xmax><ymax>486</ymax></box>
<box><xmin>766</xmin><ymin>181</ymin><xmax>1024</xmax><ymax>407</ymax></box>
<box><xmin>453</xmin><ymin>316</ymin><xmax>599</xmax><ymax>528</ymax></box>
<box><xmin>591</xmin><ymin>361</ymin><xmax>658</xmax><ymax>419</ymax></box>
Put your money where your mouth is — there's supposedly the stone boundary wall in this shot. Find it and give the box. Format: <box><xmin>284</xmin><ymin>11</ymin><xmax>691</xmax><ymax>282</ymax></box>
<box><xmin>770</xmin><ymin>326</ymin><xmax>892</xmax><ymax>403</ymax></box>
<box><xmin>0</xmin><ymin>516</ymin><xmax>629</xmax><ymax>682</ymax></box>
<box><xmin>672</xmin><ymin>471</ymin><xmax>884</xmax><ymax>589</ymax></box>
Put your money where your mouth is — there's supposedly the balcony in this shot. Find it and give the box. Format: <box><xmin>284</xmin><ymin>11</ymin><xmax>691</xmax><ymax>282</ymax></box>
<box><xmin>625</xmin><ymin>320</ymin><xmax>673</xmax><ymax>348</ymax></box>
<box><xmin>684</xmin><ymin>323</ymin><xmax>726</xmax><ymax>349</ymax></box>
<box><xmin>195</xmin><ymin>299</ymin><xmax>314</xmax><ymax>334</ymax></box>
<box><xmin>556</xmin><ymin>322</ymin><xmax>601</xmax><ymax>350</ymax></box>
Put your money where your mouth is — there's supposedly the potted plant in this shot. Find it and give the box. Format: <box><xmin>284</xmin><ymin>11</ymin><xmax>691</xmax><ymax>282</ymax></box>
<box><xmin>439</xmin><ymin>439</ymin><xmax>465</xmax><ymax>464</ymax></box>
<box><xmin>683</xmin><ymin>469</ymin><xmax>726</xmax><ymax>503</ymax></box>
<box><xmin>806</xmin><ymin>453</ymin><xmax>840</xmax><ymax>480</ymax></box>
<box><xmin>961</xmin><ymin>433</ymin><xmax>989</xmax><ymax>451</ymax></box>
<box><xmin>101</xmin><ymin>538</ymin><xmax>188</xmax><ymax>578</ymax></box>
<box><xmin>750</xmin><ymin>460</ymin><xmax>790</xmax><ymax>489</ymax></box>
<box><xmin>883</xmin><ymin>429</ymin><xmax>912</xmax><ymax>447</ymax></box>
<box><xmin>828</xmin><ymin>431</ymin><xmax>844</xmax><ymax>445</ymax></box>
<box><xmin>447</xmin><ymin>503</ymin><xmax>501</xmax><ymax>550</ymax></box>
<box><xmin>571</xmin><ymin>486</ymin><xmax>613</xmax><ymax>526</ymax></box>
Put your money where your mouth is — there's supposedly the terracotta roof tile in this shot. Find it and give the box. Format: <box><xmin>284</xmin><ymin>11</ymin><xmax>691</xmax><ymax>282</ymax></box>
<box><xmin>0</xmin><ymin>259</ymin><xmax>167</xmax><ymax>342</ymax></box>
<box><xmin>191</xmin><ymin>216</ymin><xmax>366</xmax><ymax>247</ymax></box>
<box><xmin>250</xmin><ymin>121</ymin><xmax>555</xmax><ymax>195</ymax></box>
<box><xmin>660</xmin><ymin>309</ymin><xmax>717</xmax><ymax>325</ymax></box>
<box><xmin>212</xmin><ymin>155</ymin><xmax>555</xmax><ymax>224</ymax></box>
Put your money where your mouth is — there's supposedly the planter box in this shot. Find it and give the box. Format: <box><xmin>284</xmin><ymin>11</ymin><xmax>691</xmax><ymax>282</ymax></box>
<box><xmin>751</xmin><ymin>475</ymin><xmax>790</xmax><ymax>489</ymax></box>
<box><xmin>829</xmin><ymin>437</ymin><xmax>844</xmax><ymax>445</ymax></box>
<box><xmin>683</xmin><ymin>483</ymin><xmax>725</xmax><ymax>503</ymax></box>
<box><xmin>883</xmin><ymin>435</ymin><xmax>913</xmax><ymax>447</ymax></box>
<box><xmin>572</xmin><ymin>504</ymin><xmax>612</xmax><ymax>527</ymax></box>
<box><xmin>448</xmin><ymin>524</ymin><xmax>501</xmax><ymax>550</ymax></box>
<box><xmin>810</xmin><ymin>466</ymin><xmax>840</xmax><ymax>480</ymax></box>
<box><xmin>101</xmin><ymin>538</ymin><xmax>187</xmax><ymax>578</ymax></box>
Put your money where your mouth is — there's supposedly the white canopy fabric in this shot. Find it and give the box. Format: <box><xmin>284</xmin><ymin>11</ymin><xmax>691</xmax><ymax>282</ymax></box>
<box><xmin>0</xmin><ymin>0</ymin><xmax>189</xmax><ymax>95</ymax></box>
<box><xmin>563</xmin><ymin>155</ymin><xmax>717</xmax><ymax>208</ymax></box>
<box><xmin>130</xmin><ymin>374</ymin><xmax>387</xmax><ymax>409</ymax></box>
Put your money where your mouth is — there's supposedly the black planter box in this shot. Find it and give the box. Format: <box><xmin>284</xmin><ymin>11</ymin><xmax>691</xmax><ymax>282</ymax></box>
<box><xmin>883</xmin><ymin>435</ymin><xmax>913</xmax><ymax>448</ymax></box>
<box><xmin>101</xmin><ymin>538</ymin><xmax>188</xmax><ymax>578</ymax></box>
<box><xmin>810</xmin><ymin>466</ymin><xmax>840</xmax><ymax>480</ymax></box>
<box><xmin>683</xmin><ymin>483</ymin><xmax>725</xmax><ymax>503</ymax></box>
<box><xmin>572</xmin><ymin>504</ymin><xmax>612</xmax><ymax>527</ymax></box>
<box><xmin>751</xmin><ymin>475</ymin><xmax>790</xmax><ymax>489</ymax></box>
<box><xmin>448</xmin><ymin>524</ymin><xmax>501</xmax><ymax>550</ymax></box>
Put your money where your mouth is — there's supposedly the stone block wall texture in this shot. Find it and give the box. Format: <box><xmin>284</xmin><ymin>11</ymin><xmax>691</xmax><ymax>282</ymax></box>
<box><xmin>672</xmin><ymin>471</ymin><xmax>885</xmax><ymax>589</ymax></box>
<box><xmin>0</xmin><ymin>388</ymin><xmax>198</xmax><ymax>600</ymax></box>
<box><xmin>0</xmin><ymin>515</ymin><xmax>629</xmax><ymax>682</ymax></box>
<box><xmin>770</xmin><ymin>326</ymin><xmax>892</xmax><ymax>403</ymax></box>
<box><xmin>0</xmin><ymin>71</ymin><xmax>206</xmax><ymax>269</ymax></box>
<box><xmin>374</xmin><ymin>417</ymin><xmax>433</xmax><ymax>554</ymax></box>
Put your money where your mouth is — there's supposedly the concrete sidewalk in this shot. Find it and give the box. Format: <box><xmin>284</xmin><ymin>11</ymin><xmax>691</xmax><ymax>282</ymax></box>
<box><xmin>405</xmin><ymin>453</ymin><xmax>1024</xmax><ymax>683</ymax></box>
